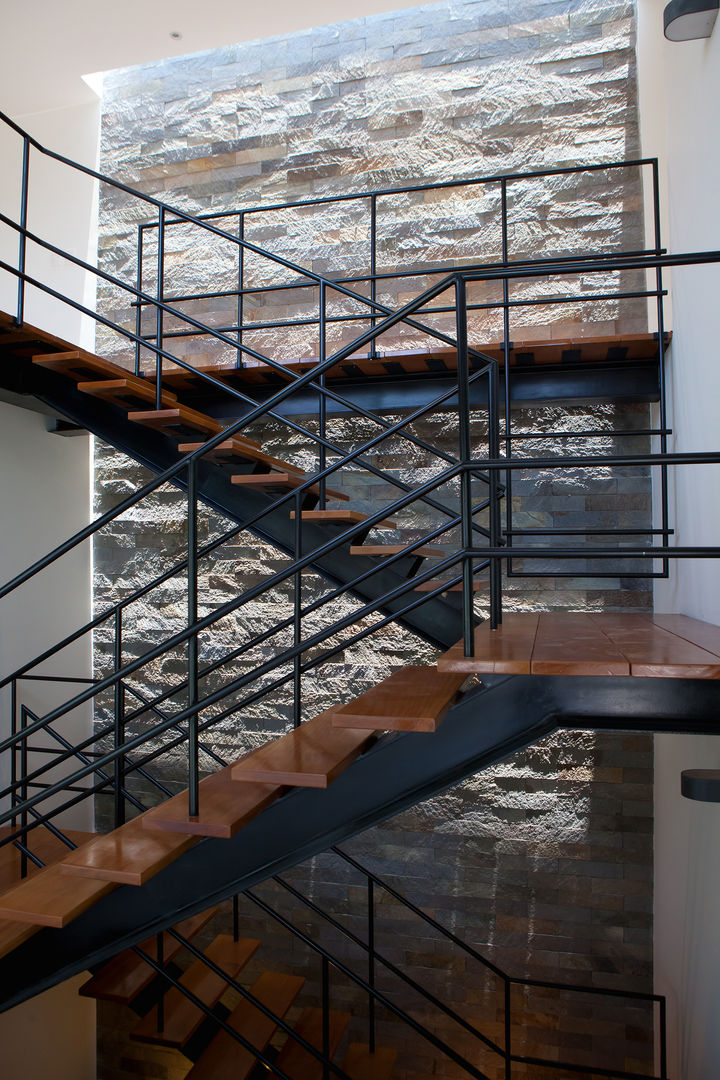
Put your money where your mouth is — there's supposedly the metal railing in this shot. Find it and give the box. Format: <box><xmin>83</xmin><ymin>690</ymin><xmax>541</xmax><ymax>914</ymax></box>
<box><xmin>2</xmin><ymin>109</ymin><xmax>720</xmax><ymax>1078</ymax></box>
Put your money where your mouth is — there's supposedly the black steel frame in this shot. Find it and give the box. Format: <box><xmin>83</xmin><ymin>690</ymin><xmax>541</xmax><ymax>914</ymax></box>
<box><xmin>1</xmin><ymin>109</ymin><xmax>719</xmax><ymax>1079</ymax></box>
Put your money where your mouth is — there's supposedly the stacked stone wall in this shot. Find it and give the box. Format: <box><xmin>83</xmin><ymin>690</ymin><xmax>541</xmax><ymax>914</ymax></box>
<box><xmin>93</xmin><ymin>2</ymin><xmax>655</xmax><ymax>1077</ymax></box>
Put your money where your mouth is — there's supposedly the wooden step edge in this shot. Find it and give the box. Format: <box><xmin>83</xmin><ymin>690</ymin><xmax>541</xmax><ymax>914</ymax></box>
<box><xmin>342</xmin><ymin>1042</ymin><xmax>398</xmax><ymax>1080</ymax></box>
<box><xmin>331</xmin><ymin>668</ymin><xmax>466</xmax><ymax>733</ymax></box>
<box><xmin>231</xmin><ymin>471</ymin><xmax>349</xmax><ymax>502</ymax></box>
<box><xmin>349</xmin><ymin>545</ymin><xmax>447</xmax><ymax>557</ymax></box>
<box><xmin>78</xmin><ymin>906</ymin><xmax>219</xmax><ymax>1003</ymax></box>
<box><xmin>77</xmin><ymin>378</ymin><xmax>178</xmax><ymax>405</ymax></box>
<box><xmin>178</xmin><ymin>439</ymin><xmax>303</xmax><ymax>471</ymax></box>
<box><xmin>290</xmin><ymin>510</ymin><xmax>397</xmax><ymax>530</ymax></box>
<box><xmin>58</xmin><ymin>818</ymin><xmax>197</xmax><ymax>886</ymax></box>
<box><xmin>185</xmin><ymin>971</ymin><xmax>306</xmax><ymax>1080</ymax></box>
<box><xmin>230</xmin><ymin>710</ymin><xmax>374</xmax><ymax>789</ymax></box>
<box><xmin>0</xmin><ymin>863</ymin><xmax>115</xmax><ymax>928</ymax></box>
<box><xmin>127</xmin><ymin>403</ymin><xmax>260</xmax><ymax>449</ymax></box>
<box><xmin>131</xmin><ymin>934</ymin><xmax>261</xmax><ymax>1048</ymax></box>
<box><xmin>413</xmin><ymin>579</ymin><xmax>487</xmax><ymax>592</ymax></box>
<box><xmin>142</xmin><ymin>768</ymin><xmax>284</xmax><ymax>839</ymax></box>
<box><xmin>274</xmin><ymin>1006</ymin><xmax>351</xmax><ymax>1078</ymax></box>
<box><xmin>32</xmin><ymin>350</ymin><xmax>82</xmax><ymax>365</ymax></box>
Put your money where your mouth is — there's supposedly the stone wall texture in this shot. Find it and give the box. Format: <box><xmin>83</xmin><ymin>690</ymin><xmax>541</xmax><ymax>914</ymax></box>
<box><xmin>92</xmin><ymin>2</ymin><xmax>656</xmax><ymax>1078</ymax></box>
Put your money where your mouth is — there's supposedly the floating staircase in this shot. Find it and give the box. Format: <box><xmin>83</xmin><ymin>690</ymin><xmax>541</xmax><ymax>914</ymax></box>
<box><xmin>2</xmin><ymin>110</ymin><xmax>720</xmax><ymax>1080</ymax></box>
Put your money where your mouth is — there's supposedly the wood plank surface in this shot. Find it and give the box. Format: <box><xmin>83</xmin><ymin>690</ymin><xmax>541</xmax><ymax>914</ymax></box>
<box><xmin>342</xmin><ymin>1043</ymin><xmax>397</xmax><ymax>1080</ymax></box>
<box><xmin>231</xmin><ymin>471</ymin><xmax>348</xmax><ymax>501</ymax></box>
<box><xmin>231</xmin><ymin>709</ymin><xmax>373</xmax><ymax>788</ymax></box>
<box><xmin>132</xmin><ymin>934</ymin><xmax>260</xmax><ymax>1048</ymax></box>
<box><xmin>332</xmin><ymin>667</ymin><xmax>466</xmax><ymax>733</ymax></box>
<box><xmin>650</xmin><ymin>614</ymin><xmax>720</xmax><ymax>659</ymax></box>
<box><xmin>273</xmin><ymin>1006</ymin><xmax>350</xmax><ymax>1080</ymax></box>
<box><xmin>414</xmin><ymin>579</ymin><xmax>488</xmax><ymax>592</ymax></box>
<box><xmin>591</xmin><ymin>614</ymin><xmax>720</xmax><ymax>678</ymax></box>
<box><xmin>32</xmin><ymin>350</ymin><xmax>134</xmax><ymax>382</ymax></box>
<box><xmin>0</xmin><ymin>826</ymin><xmax>94</xmax><ymax>893</ymax></box>
<box><xmin>78</xmin><ymin>908</ymin><xmax>218</xmax><ymax>1004</ymax></box>
<box><xmin>349</xmin><ymin>545</ymin><xmax>446</xmax><ymax>557</ymax></box>
<box><xmin>143</xmin><ymin>764</ymin><xmax>283</xmax><ymax>839</ymax></box>
<box><xmin>0</xmin><ymin>863</ymin><xmax>114</xmax><ymax>928</ymax></box>
<box><xmin>77</xmin><ymin>378</ymin><xmax>177</xmax><ymax>408</ymax></box>
<box><xmin>180</xmin><ymin>439</ymin><xmax>304</xmax><ymax>473</ymax></box>
<box><xmin>531</xmin><ymin>613</ymin><xmax>630</xmax><ymax>676</ymax></box>
<box><xmin>438</xmin><ymin>614</ymin><xmax>540</xmax><ymax>674</ymax></box>
<box><xmin>59</xmin><ymin>817</ymin><xmax>196</xmax><ymax>886</ymax></box>
<box><xmin>290</xmin><ymin>510</ymin><xmax>396</xmax><ymax>529</ymax></box>
<box><xmin>185</xmin><ymin>971</ymin><xmax>305</xmax><ymax>1080</ymax></box>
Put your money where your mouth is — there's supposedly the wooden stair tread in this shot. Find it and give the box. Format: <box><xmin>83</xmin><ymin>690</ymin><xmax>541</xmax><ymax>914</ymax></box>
<box><xmin>185</xmin><ymin>971</ymin><xmax>305</xmax><ymax>1080</ymax></box>
<box><xmin>342</xmin><ymin>1043</ymin><xmax>397</xmax><ymax>1080</ymax></box>
<box><xmin>0</xmin><ymin>862</ymin><xmax>114</xmax><ymax>928</ymax></box>
<box><xmin>589</xmin><ymin>613</ymin><xmax>720</xmax><ymax>677</ymax></box>
<box><xmin>290</xmin><ymin>510</ymin><xmax>396</xmax><ymax>529</ymax></box>
<box><xmin>350</xmin><ymin>545</ymin><xmax>446</xmax><ymax>557</ymax></box>
<box><xmin>414</xmin><ymin>579</ymin><xmax>487</xmax><ymax>592</ymax></box>
<box><xmin>143</xmin><ymin>763</ymin><xmax>283</xmax><ymax>839</ymax></box>
<box><xmin>132</xmin><ymin>934</ymin><xmax>260</xmax><ymax>1048</ymax></box>
<box><xmin>59</xmin><ymin>816</ymin><xmax>196</xmax><ymax>886</ymax></box>
<box><xmin>231</xmin><ymin>709</ymin><xmax>374</xmax><ymax>788</ymax></box>
<box><xmin>77</xmin><ymin>378</ymin><xmax>178</xmax><ymax>408</ymax></box>
<box><xmin>650</xmin><ymin>613</ymin><xmax>720</xmax><ymax>657</ymax></box>
<box><xmin>0</xmin><ymin>826</ymin><xmax>95</xmax><ymax>893</ymax></box>
<box><xmin>231</xmin><ymin>471</ymin><xmax>348</xmax><ymax>502</ymax></box>
<box><xmin>274</xmin><ymin>1006</ymin><xmax>350</xmax><ymax>1080</ymax></box>
<box><xmin>78</xmin><ymin>907</ymin><xmax>218</xmax><ymax>1004</ymax></box>
<box><xmin>532</xmin><ymin>612</ymin><xmax>630</xmax><ymax>676</ymax></box>
<box><xmin>128</xmin><ymin>405</ymin><xmax>262</xmax><ymax>449</ymax></box>
<box><xmin>179</xmin><ymin>439</ymin><xmax>304</xmax><ymax>474</ymax></box>
<box><xmin>32</xmin><ymin>349</ymin><xmax>135</xmax><ymax>383</ymax></box>
<box><xmin>332</xmin><ymin>667</ymin><xmax>466</xmax><ymax>732</ymax></box>
<box><xmin>438</xmin><ymin>613</ymin><xmax>540</xmax><ymax>674</ymax></box>
<box><xmin>438</xmin><ymin>612</ymin><xmax>720</xmax><ymax>678</ymax></box>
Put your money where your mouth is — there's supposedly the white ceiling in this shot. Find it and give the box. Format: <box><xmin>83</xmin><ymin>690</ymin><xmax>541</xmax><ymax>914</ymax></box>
<box><xmin>2</xmin><ymin>0</ymin><xmax>438</xmax><ymax>118</ymax></box>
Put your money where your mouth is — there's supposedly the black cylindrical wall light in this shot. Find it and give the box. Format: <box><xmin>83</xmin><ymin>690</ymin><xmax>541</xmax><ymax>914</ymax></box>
<box><xmin>664</xmin><ymin>0</ymin><xmax>719</xmax><ymax>40</ymax></box>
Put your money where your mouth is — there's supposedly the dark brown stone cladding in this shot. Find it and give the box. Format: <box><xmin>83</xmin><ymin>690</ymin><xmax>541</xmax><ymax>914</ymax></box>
<box><xmin>93</xmin><ymin>2</ymin><xmax>654</xmax><ymax>1076</ymax></box>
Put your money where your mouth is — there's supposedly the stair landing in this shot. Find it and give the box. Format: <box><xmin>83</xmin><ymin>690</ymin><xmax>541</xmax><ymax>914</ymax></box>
<box><xmin>438</xmin><ymin>612</ymin><xmax>720</xmax><ymax>678</ymax></box>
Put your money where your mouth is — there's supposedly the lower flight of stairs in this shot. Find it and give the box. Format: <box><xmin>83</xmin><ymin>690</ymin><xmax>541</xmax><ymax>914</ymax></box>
<box><xmin>81</xmin><ymin>903</ymin><xmax>395</xmax><ymax>1079</ymax></box>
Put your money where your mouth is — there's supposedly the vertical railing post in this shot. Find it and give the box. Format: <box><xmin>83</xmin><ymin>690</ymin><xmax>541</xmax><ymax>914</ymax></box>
<box><xmin>236</xmin><ymin>212</ymin><xmax>245</xmax><ymax>369</ymax></box>
<box><xmin>369</xmin><ymin>194</ymin><xmax>378</xmax><ymax>360</ymax></box>
<box><xmin>113</xmin><ymin>607</ymin><xmax>126</xmax><ymax>828</ymax></box>
<box><xmin>15</xmin><ymin>136</ymin><xmax>30</xmax><ymax>327</ymax></box>
<box><xmin>455</xmin><ymin>276</ymin><xmax>475</xmax><ymax>655</ymax></box>
<box><xmin>293</xmin><ymin>489</ymin><xmax>303</xmax><ymax>728</ymax></box>
<box><xmin>318</xmin><ymin>280</ymin><xmax>327</xmax><ymax>510</ymax></box>
<box><xmin>19</xmin><ymin>704</ymin><xmax>29</xmax><ymax>879</ymax></box>
<box><xmin>659</xmin><ymin>996</ymin><xmax>668</xmax><ymax>1079</ymax></box>
<box><xmin>155</xmin><ymin>206</ymin><xmax>166</xmax><ymax>410</ymax></box>
<box><xmin>321</xmin><ymin>955</ymin><xmax>330</xmax><ymax>1080</ymax></box>
<box><xmin>134</xmin><ymin>224</ymin><xmax>144</xmax><ymax>377</ymax></box>
<box><xmin>367</xmin><ymin>875</ymin><xmax>376</xmax><ymax>1052</ymax></box>
<box><xmin>504</xmin><ymin>977</ymin><xmax>512</xmax><ymax>1078</ymax></box>
<box><xmin>10</xmin><ymin>680</ymin><xmax>17</xmax><ymax>835</ymax></box>
<box><xmin>652</xmin><ymin>160</ymin><xmax>670</xmax><ymax>579</ymax></box>
<box><xmin>488</xmin><ymin>352</ymin><xmax>502</xmax><ymax>629</ymax></box>
<box><xmin>500</xmin><ymin>178</ymin><xmax>512</xmax><ymax>603</ymax></box>
<box><xmin>233</xmin><ymin>894</ymin><xmax>240</xmax><ymax>943</ymax></box>
<box><xmin>187</xmin><ymin>457</ymin><xmax>200</xmax><ymax>817</ymax></box>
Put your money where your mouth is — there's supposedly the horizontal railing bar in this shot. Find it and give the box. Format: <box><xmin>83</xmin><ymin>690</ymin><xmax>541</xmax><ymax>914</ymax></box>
<box><xmin>131</xmin><ymin>156</ymin><xmax>659</xmax><ymax>225</ymax></box>
<box><xmin>510</xmin><ymin>973</ymin><xmax>665</xmax><ymax>1002</ymax></box>
<box><xmin>510</xmin><ymin>1052</ymin><xmax>660</xmax><ymax>1080</ymax></box>
<box><xmin>505</xmin><ymin>528</ymin><xmax>672</xmax><ymax>536</ymax></box>
<box><xmin>505</xmin><ymin>429</ymin><xmax>671</xmax><ymax>440</ymax></box>
<box><xmin>469</xmin><ymin>546</ymin><xmax>720</xmax><ymax>558</ymax></box>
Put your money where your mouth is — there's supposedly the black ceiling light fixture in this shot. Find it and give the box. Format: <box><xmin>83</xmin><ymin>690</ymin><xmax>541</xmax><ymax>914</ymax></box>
<box><xmin>664</xmin><ymin>0</ymin><xmax>719</xmax><ymax>40</ymax></box>
<box><xmin>681</xmin><ymin>769</ymin><xmax>720</xmax><ymax>802</ymax></box>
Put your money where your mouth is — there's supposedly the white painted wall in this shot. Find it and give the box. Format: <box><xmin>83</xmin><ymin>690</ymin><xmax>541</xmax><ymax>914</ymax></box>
<box><xmin>0</xmin><ymin>974</ymin><xmax>96</xmax><ymax>1080</ymax></box>
<box><xmin>636</xmin><ymin>4</ymin><xmax>720</xmax><ymax>1078</ymax></box>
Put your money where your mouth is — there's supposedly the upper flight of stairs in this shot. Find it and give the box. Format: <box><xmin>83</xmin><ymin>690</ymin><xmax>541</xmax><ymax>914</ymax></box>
<box><xmin>0</xmin><ymin>311</ymin><xmax>470</xmax><ymax>650</ymax></box>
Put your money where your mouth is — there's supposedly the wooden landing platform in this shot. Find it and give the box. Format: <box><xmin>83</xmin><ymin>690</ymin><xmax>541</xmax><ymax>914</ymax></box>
<box><xmin>438</xmin><ymin>613</ymin><xmax>720</xmax><ymax>678</ymax></box>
